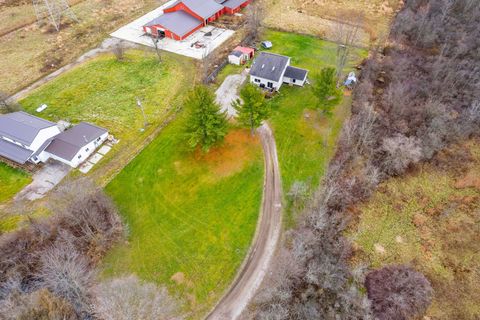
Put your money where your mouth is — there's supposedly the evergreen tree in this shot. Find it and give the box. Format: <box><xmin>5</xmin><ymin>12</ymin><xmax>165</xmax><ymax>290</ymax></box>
<box><xmin>232</xmin><ymin>83</ymin><xmax>269</xmax><ymax>135</ymax></box>
<box><xmin>311</xmin><ymin>67</ymin><xmax>341</xmax><ymax>116</ymax></box>
<box><xmin>185</xmin><ymin>85</ymin><xmax>228</xmax><ymax>152</ymax></box>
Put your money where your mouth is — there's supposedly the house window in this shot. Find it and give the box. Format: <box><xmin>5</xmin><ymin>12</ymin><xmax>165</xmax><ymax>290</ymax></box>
<box><xmin>85</xmin><ymin>148</ymin><xmax>89</xmax><ymax>152</ymax></box>
<box><xmin>254</xmin><ymin>79</ymin><xmax>260</xmax><ymax>83</ymax></box>
<box><xmin>78</xmin><ymin>155</ymin><xmax>82</xmax><ymax>159</ymax></box>
<box><xmin>267</xmin><ymin>82</ymin><xmax>273</xmax><ymax>88</ymax></box>
<box><xmin>292</xmin><ymin>79</ymin><xmax>296</xmax><ymax>83</ymax></box>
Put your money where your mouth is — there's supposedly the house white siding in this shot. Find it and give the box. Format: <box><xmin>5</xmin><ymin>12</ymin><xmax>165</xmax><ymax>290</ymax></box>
<box><xmin>47</xmin><ymin>132</ymin><xmax>108</xmax><ymax>168</ymax></box>
<box><xmin>250</xmin><ymin>76</ymin><xmax>283</xmax><ymax>91</ymax></box>
<box><xmin>283</xmin><ymin>76</ymin><xmax>307</xmax><ymax>87</ymax></box>
<box><xmin>29</xmin><ymin>126</ymin><xmax>61</xmax><ymax>151</ymax></box>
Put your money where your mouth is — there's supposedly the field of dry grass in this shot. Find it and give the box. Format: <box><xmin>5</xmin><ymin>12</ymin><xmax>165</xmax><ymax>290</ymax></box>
<box><xmin>264</xmin><ymin>0</ymin><xmax>401</xmax><ymax>46</ymax></box>
<box><xmin>348</xmin><ymin>140</ymin><xmax>480</xmax><ymax>319</ymax></box>
<box><xmin>0</xmin><ymin>0</ymin><xmax>163</xmax><ymax>95</ymax></box>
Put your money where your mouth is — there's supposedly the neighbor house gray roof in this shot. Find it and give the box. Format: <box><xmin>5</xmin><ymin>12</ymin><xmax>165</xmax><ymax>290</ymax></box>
<box><xmin>144</xmin><ymin>10</ymin><xmax>202</xmax><ymax>37</ymax></box>
<box><xmin>0</xmin><ymin>139</ymin><xmax>33</xmax><ymax>164</ymax></box>
<box><xmin>165</xmin><ymin>0</ymin><xmax>224</xmax><ymax>19</ymax></box>
<box><xmin>0</xmin><ymin>111</ymin><xmax>56</xmax><ymax>146</ymax></box>
<box><xmin>46</xmin><ymin>122</ymin><xmax>107</xmax><ymax>161</ymax></box>
<box><xmin>250</xmin><ymin>52</ymin><xmax>290</xmax><ymax>82</ymax></box>
<box><xmin>222</xmin><ymin>0</ymin><xmax>247</xmax><ymax>9</ymax></box>
<box><xmin>284</xmin><ymin>66</ymin><xmax>308</xmax><ymax>81</ymax></box>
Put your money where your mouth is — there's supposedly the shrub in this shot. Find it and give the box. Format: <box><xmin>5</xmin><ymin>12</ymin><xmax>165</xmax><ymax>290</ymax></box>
<box><xmin>93</xmin><ymin>275</ymin><xmax>180</xmax><ymax>320</ymax></box>
<box><xmin>365</xmin><ymin>265</ymin><xmax>433</xmax><ymax>320</ymax></box>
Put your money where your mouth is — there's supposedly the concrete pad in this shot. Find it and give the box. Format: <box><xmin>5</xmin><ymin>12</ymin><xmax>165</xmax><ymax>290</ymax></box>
<box><xmin>216</xmin><ymin>69</ymin><xmax>248</xmax><ymax>118</ymax></box>
<box><xmin>110</xmin><ymin>0</ymin><xmax>235</xmax><ymax>60</ymax></box>
<box><xmin>97</xmin><ymin>145</ymin><xmax>112</xmax><ymax>155</ymax></box>
<box><xmin>88</xmin><ymin>153</ymin><xmax>104</xmax><ymax>164</ymax></box>
<box><xmin>79</xmin><ymin>162</ymin><xmax>94</xmax><ymax>174</ymax></box>
<box><xmin>15</xmin><ymin>161</ymin><xmax>71</xmax><ymax>201</ymax></box>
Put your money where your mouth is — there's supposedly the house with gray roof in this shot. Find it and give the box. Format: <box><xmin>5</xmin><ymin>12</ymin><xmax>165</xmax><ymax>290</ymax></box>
<box><xmin>0</xmin><ymin>112</ymin><xmax>60</xmax><ymax>164</ymax></box>
<box><xmin>249</xmin><ymin>52</ymin><xmax>309</xmax><ymax>91</ymax></box>
<box><xmin>45</xmin><ymin>122</ymin><xmax>109</xmax><ymax>168</ymax></box>
<box><xmin>0</xmin><ymin>112</ymin><xmax>109</xmax><ymax>169</ymax></box>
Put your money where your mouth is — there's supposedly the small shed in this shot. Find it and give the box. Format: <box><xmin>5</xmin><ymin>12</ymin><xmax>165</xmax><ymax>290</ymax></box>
<box><xmin>228</xmin><ymin>46</ymin><xmax>255</xmax><ymax>65</ymax></box>
<box><xmin>228</xmin><ymin>50</ymin><xmax>244</xmax><ymax>65</ymax></box>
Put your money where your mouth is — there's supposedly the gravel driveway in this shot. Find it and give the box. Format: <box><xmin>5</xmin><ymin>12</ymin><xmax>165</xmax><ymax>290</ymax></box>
<box><xmin>215</xmin><ymin>69</ymin><xmax>249</xmax><ymax>118</ymax></box>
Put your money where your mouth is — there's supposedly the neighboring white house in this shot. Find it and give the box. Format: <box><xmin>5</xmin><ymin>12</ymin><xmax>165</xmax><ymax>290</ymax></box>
<box><xmin>0</xmin><ymin>112</ymin><xmax>109</xmax><ymax>169</ymax></box>
<box><xmin>249</xmin><ymin>52</ymin><xmax>309</xmax><ymax>91</ymax></box>
<box><xmin>44</xmin><ymin>122</ymin><xmax>109</xmax><ymax>168</ymax></box>
<box><xmin>0</xmin><ymin>111</ymin><xmax>61</xmax><ymax>165</ymax></box>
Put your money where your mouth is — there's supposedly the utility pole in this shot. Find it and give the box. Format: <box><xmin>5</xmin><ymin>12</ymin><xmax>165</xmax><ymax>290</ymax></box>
<box><xmin>33</xmin><ymin>0</ymin><xmax>78</xmax><ymax>31</ymax></box>
<box><xmin>151</xmin><ymin>37</ymin><xmax>162</xmax><ymax>62</ymax></box>
<box><xmin>136</xmin><ymin>97</ymin><xmax>148</xmax><ymax>132</ymax></box>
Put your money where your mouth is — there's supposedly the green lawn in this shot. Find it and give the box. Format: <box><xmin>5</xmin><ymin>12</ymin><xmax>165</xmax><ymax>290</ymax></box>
<box><xmin>20</xmin><ymin>50</ymin><xmax>193</xmax><ymax>142</ymax></box>
<box><xmin>0</xmin><ymin>163</ymin><xmax>31</xmax><ymax>203</ymax></box>
<box><xmin>103</xmin><ymin>112</ymin><xmax>264</xmax><ymax>315</ymax></box>
<box><xmin>18</xmin><ymin>50</ymin><xmax>195</xmax><ymax>180</ymax></box>
<box><xmin>261</xmin><ymin>30</ymin><xmax>367</xmax><ymax>223</ymax></box>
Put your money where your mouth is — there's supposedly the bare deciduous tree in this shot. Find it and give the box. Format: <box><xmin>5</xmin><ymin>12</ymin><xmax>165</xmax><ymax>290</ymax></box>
<box><xmin>331</xmin><ymin>10</ymin><xmax>364</xmax><ymax>84</ymax></box>
<box><xmin>245</xmin><ymin>0</ymin><xmax>265</xmax><ymax>42</ymax></box>
<box><xmin>37</xmin><ymin>243</ymin><xmax>95</xmax><ymax>317</ymax></box>
<box><xmin>381</xmin><ymin>134</ymin><xmax>423</xmax><ymax>175</ymax></box>
<box><xmin>93</xmin><ymin>275</ymin><xmax>180</xmax><ymax>320</ymax></box>
<box><xmin>0</xmin><ymin>92</ymin><xmax>22</xmax><ymax>114</ymax></box>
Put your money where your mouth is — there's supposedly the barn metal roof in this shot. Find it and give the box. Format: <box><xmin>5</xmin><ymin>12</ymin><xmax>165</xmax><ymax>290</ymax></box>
<box><xmin>284</xmin><ymin>66</ymin><xmax>308</xmax><ymax>81</ymax></box>
<box><xmin>144</xmin><ymin>10</ymin><xmax>203</xmax><ymax>37</ymax></box>
<box><xmin>182</xmin><ymin>0</ymin><xmax>224</xmax><ymax>19</ymax></box>
<box><xmin>0</xmin><ymin>139</ymin><xmax>33</xmax><ymax>164</ymax></box>
<box><xmin>46</xmin><ymin>122</ymin><xmax>107</xmax><ymax>161</ymax></box>
<box><xmin>222</xmin><ymin>0</ymin><xmax>247</xmax><ymax>9</ymax></box>
<box><xmin>250</xmin><ymin>52</ymin><xmax>290</xmax><ymax>82</ymax></box>
<box><xmin>0</xmin><ymin>111</ymin><xmax>56</xmax><ymax>145</ymax></box>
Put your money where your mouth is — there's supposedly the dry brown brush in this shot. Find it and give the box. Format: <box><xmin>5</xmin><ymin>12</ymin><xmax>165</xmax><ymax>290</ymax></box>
<box><xmin>247</xmin><ymin>0</ymin><xmax>479</xmax><ymax>318</ymax></box>
<box><xmin>0</xmin><ymin>179</ymin><xmax>123</xmax><ymax>319</ymax></box>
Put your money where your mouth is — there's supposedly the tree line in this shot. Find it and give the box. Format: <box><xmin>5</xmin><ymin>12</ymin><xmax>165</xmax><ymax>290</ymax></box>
<box><xmin>246</xmin><ymin>0</ymin><xmax>480</xmax><ymax>319</ymax></box>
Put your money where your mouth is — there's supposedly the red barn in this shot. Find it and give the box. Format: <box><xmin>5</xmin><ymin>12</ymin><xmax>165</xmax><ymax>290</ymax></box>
<box><xmin>218</xmin><ymin>0</ymin><xmax>252</xmax><ymax>14</ymax></box>
<box><xmin>143</xmin><ymin>0</ymin><xmax>253</xmax><ymax>41</ymax></box>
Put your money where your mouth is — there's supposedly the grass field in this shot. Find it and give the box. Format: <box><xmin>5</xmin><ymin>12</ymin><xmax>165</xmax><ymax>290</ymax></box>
<box><xmin>103</xmin><ymin>112</ymin><xmax>264</xmax><ymax>316</ymax></box>
<box><xmin>259</xmin><ymin>30</ymin><xmax>367</xmax><ymax>222</ymax></box>
<box><xmin>0</xmin><ymin>163</ymin><xmax>31</xmax><ymax>204</ymax></box>
<box><xmin>348</xmin><ymin>140</ymin><xmax>480</xmax><ymax>319</ymax></box>
<box><xmin>18</xmin><ymin>50</ymin><xmax>194</xmax><ymax>179</ymax></box>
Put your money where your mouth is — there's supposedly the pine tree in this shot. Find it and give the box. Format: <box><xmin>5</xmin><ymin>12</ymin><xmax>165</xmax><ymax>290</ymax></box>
<box><xmin>311</xmin><ymin>67</ymin><xmax>341</xmax><ymax>116</ymax></box>
<box><xmin>232</xmin><ymin>83</ymin><xmax>269</xmax><ymax>135</ymax></box>
<box><xmin>185</xmin><ymin>85</ymin><xmax>228</xmax><ymax>152</ymax></box>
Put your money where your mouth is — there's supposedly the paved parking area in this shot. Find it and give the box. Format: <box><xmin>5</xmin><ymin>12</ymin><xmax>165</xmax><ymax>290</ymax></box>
<box><xmin>110</xmin><ymin>0</ymin><xmax>235</xmax><ymax>59</ymax></box>
<box><xmin>15</xmin><ymin>161</ymin><xmax>71</xmax><ymax>201</ymax></box>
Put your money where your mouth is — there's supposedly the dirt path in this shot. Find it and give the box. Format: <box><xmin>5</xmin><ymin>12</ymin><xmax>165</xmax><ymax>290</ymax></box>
<box><xmin>206</xmin><ymin>123</ymin><xmax>282</xmax><ymax>320</ymax></box>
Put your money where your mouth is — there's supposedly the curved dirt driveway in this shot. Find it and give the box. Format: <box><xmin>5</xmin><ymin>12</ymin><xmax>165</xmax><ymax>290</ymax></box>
<box><xmin>205</xmin><ymin>123</ymin><xmax>283</xmax><ymax>320</ymax></box>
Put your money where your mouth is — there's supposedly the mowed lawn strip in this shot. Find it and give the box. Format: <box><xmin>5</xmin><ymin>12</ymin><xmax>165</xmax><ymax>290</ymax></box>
<box><xmin>0</xmin><ymin>163</ymin><xmax>31</xmax><ymax>203</ymax></box>
<box><xmin>103</xmin><ymin>110</ymin><xmax>263</xmax><ymax>315</ymax></box>
<box><xmin>19</xmin><ymin>50</ymin><xmax>195</xmax><ymax>179</ymax></box>
<box><xmin>260</xmin><ymin>30</ymin><xmax>367</xmax><ymax>222</ymax></box>
<box><xmin>20</xmin><ymin>50</ymin><xmax>193</xmax><ymax>142</ymax></box>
